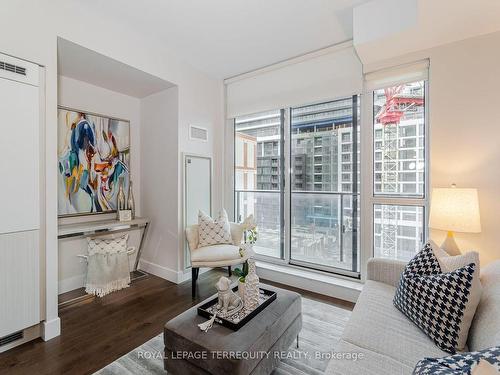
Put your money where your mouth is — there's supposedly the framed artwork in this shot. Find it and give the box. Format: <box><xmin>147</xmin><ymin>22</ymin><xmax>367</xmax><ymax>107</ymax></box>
<box><xmin>57</xmin><ymin>107</ymin><xmax>130</xmax><ymax>217</ymax></box>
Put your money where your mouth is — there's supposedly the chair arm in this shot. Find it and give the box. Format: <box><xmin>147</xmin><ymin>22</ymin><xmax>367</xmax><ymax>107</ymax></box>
<box><xmin>366</xmin><ymin>258</ymin><xmax>407</xmax><ymax>287</ymax></box>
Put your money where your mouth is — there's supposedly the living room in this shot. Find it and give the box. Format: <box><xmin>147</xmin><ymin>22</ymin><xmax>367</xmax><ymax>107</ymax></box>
<box><xmin>0</xmin><ymin>0</ymin><xmax>499</xmax><ymax>374</ymax></box>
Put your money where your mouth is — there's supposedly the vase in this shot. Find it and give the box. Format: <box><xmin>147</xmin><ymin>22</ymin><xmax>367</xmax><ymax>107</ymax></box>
<box><xmin>244</xmin><ymin>259</ymin><xmax>259</xmax><ymax>311</ymax></box>
<box><xmin>127</xmin><ymin>180</ymin><xmax>135</xmax><ymax>219</ymax></box>
<box><xmin>117</xmin><ymin>177</ymin><xmax>126</xmax><ymax>213</ymax></box>
<box><xmin>238</xmin><ymin>280</ymin><xmax>246</xmax><ymax>303</ymax></box>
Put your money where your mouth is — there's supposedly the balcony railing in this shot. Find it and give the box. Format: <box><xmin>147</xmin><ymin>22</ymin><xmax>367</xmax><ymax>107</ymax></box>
<box><xmin>235</xmin><ymin>189</ymin><xmax>359</xmax><ymax>273</ymax></box>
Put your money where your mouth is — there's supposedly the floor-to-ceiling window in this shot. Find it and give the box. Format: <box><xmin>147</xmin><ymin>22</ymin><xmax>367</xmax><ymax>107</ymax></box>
<box><xmin>234</xmin><ymin>109</ymin><xmax>284</xmax><ymax>259</ymax></box>
<box><xmin>233</xmin><ymin>97</ymin><xmax>360</xmax><ymax>276</ymax></box>
<box><xmin>289</xmin><ymin>97</ymin><xmax>360</xmax><ymax>274</ymax></box>
<box><xmin>231</xmin><ymin>61</ymin><xmax>428</xmax><ymax>277</ymax></box>
<box><xmin>371</xmin><ymin>80</ymin><xmax>428</xmax><ymax>261</ymax></box>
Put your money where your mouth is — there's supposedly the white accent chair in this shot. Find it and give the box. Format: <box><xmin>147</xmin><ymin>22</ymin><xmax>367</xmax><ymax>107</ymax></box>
<box><xmin>186</xmin><ymin>222</ymin><xmax>250</xmax><ymax>298</ymax></box>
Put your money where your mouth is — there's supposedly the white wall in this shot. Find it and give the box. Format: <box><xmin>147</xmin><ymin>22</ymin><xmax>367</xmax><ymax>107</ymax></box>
<box><xmin>177</xmin><ymin>70</ymin><xmax>225</xmax><ymax>275</ymax></box>
<box><xmin>139</xmin><ymin>87</ymin><xmax>181</xmax><ymax>280</ymax></box>
<box><xmin>364</xmin><ymin>30</ymin><xmax>500</xmax><ymax>266</ymax></box>
<box><xmin>0</xmin><ymin>0</ymin><xmax>223</xmax><ymax>340</ymax></box>
<box><xmin>57</xmin><ymin>76</ymin><xmax>144</xmax><ymax>293</ymax></box>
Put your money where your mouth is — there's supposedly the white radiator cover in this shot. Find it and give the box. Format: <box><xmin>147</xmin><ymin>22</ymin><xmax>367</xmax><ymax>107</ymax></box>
<box><xmin>0</xmin><ymin>53</ymin><xmax>41</xmax><ymax>343</ymax></box>
<box><xmin>0</xmin><ymin>231</ymin><xmax>40</xmax><ymax>338</ymax></box>
<box><xmin>0</xmin><ymin>55</ymin><xmax>40</xmax><ymax>234</ymax></box>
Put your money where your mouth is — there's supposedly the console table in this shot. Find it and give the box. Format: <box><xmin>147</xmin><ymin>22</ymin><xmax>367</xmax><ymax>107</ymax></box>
<box><xmin>58</xmin><ymin>217</ymin><xmax>150</xmax><ymax>307</ymax></box>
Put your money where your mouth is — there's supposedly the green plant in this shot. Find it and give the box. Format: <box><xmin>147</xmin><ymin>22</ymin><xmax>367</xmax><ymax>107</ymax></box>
<box><xmin>232</xmin><ymin>261</ymin><xmax>249</xmax><ymax>283</ymax></box>
<box><xmin>246</xmin><ymin>227</ymin><xmax>258</xmax><ymax>244</ymax></box>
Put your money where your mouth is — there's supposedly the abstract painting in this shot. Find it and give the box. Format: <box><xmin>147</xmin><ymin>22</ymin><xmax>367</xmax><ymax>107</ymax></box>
<box><xmin>58</xmin><ymin>108</ymin><xmax>130</xmax><ymax>216</ymax></box>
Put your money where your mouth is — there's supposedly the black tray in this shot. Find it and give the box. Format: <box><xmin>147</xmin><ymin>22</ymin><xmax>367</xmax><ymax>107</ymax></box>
<box><xmin>197</xmin><ymin>287</ymin><xmax>277</xmax><ymax>331</ymax></box>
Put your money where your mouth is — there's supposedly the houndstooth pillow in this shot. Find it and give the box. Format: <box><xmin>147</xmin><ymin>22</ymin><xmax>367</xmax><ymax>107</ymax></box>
<box><xmin>394</xmin><ymin>242</ymin><xmax>478</xmax><ymax>353</ymax></box>
<box><xmin>198</xmin><ymin>209</ymin><xmax>233</xmax><ymax>247</ymax></box>
<box><xmin>413</xmin><ymin>346</ymin><xmax>500</xmax><ymax>374</ymax></box>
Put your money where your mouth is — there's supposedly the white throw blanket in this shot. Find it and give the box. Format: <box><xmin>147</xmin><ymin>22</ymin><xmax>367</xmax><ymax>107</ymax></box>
<box><xmin>85</xmin><ymin>235</ymin><xmax>131</xmax><ymax>297</ymax></box>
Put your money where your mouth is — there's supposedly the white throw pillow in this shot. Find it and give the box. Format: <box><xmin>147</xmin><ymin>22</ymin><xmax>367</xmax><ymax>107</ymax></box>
<box><xmin>430</xmin><ymin>240</ymin><xmax>483</xmax><ymax>351</ymax></box>
<box><xmin>198</xmin><ymin>209</ymin><xmax>233</xmax><ymax>247</ymax></box>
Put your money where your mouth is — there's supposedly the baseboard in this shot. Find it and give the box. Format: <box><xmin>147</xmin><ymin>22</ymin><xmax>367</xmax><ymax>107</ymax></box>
<box><xmin>177</xmin><ymin>267</ymin><xmax>211</xmax><ymax>284</ymax></box>
<box><xmin>256</xmin><ymin>261</ymin><xmax>362</xmax><ymax>303</ymax></box>
<box><xmin>58</xmin><ymin>274</ymin><xmax>85</xmax><ymax>295</ymax></box>
<box><xmin>42</xmin><ymin>317</ymin><xmax>61</xmax><ymax>341</ymax></box>
<box><xmin>139</xmin><ymin>260</ymin><xmax>216</xmax><ymax>284</ymax></box>
<box><xmin>139</xmin><ymin>259</ymin><xmax>180</xmax><ymax>283</ymax></box>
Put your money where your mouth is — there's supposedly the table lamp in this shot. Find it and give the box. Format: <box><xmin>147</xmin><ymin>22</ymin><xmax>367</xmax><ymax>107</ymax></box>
<box><xmin>429</xmin><ymin>185</ymin><xmax>481</xmax><ymax>255</ymax></box>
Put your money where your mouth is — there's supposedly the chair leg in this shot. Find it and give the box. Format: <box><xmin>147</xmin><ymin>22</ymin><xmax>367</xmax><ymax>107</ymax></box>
<box><xmin>228</xmin><ymin>266</ymin><xmax>232</xmax><ymax>277</ymax></box>
<box><xmin>192</xmin><ymin>267</ymin><xmax>198</xmax><ymax>298</ymax></box>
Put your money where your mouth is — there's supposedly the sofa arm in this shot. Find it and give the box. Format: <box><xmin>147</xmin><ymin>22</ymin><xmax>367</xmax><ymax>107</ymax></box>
<box><xmin>366</xmin><ymin>258</ymin><xmax>407</xmax><ymax>287</ymax></box>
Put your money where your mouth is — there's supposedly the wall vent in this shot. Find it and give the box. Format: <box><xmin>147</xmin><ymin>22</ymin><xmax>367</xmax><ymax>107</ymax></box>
<box><xmin>0</xmin><ymin>331</ymin><xmax>23</xmax><ymax>347</ymax></box>
<box><xmin>0</xmin><ymin>61</ymin><xmax>26</xmax><ymax>76</ymax></box>
<box><xmin>189</xmin><ymin>125</ymin><xmax>208</xmax><ymax>142</ymax></box>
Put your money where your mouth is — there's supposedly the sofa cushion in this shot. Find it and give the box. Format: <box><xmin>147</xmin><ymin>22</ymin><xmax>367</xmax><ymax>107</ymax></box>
<box><xmin>434</xmin><ymin>250</ymin><xmax>483</xmax><ymax>351</ymax></box>
<box><xmin>341</xmin><ymin>280</ymin><xmax>448</xmax><ymax>369</ymax></box>
<box><xmin>468</xmin><ymin>260</ymin><xmax>500</xmax><ymax>351</ymax></box>
<box><xmin>326</xmin><ymin>339</ymin><xmax>413</xmax><ymax>375</ymax></box>
<box><xmin>394</xmin><ymin>243</ymin><xmax>479</xmax><ymax>353</ymax></box>
<box><xmin>190</xmin><ymin>244</ymin><xmax>242</xmax><ymax>263</ymax></box>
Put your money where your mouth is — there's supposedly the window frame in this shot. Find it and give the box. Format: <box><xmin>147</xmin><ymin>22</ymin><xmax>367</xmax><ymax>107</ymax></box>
<box><xmin>360</xmin><ymin>79</ymin><xmax>430</xmax><ymax>279</ymax></box>
<box><xmin>232</xmin><ymin>97</ymin><xmax>362</xmax><ymax>279</ymax></box>
<box><xmin>288</xmin><ymin>96</ymin><xmax>360</xmax><ymax>278</ymax></box>
<box><xmin>229</xmin><ymin>75</ymin><xmax>429</xmax><ymax>281</ymax></box>
<box><xmin>233</xmin><ymin>110</ymin><xmax>286</xmax><ymax>261</ymax></box>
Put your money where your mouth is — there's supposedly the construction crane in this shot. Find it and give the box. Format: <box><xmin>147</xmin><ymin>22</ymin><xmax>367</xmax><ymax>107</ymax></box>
<box><xmin>376</xmin><ymin>86</ymin><xmax>403</xmax><ymax>258</ymax></box>
<box><xmin>375</xmin><ymin>85</ymin><xmax>424</xmax><ymax>258</ymax></box>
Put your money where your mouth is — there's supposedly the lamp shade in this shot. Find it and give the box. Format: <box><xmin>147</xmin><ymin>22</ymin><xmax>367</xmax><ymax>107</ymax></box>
<box><xmin>429</xmin><ymin>188</ymin><xmax>481</xmax><ymax>233</ymax></box>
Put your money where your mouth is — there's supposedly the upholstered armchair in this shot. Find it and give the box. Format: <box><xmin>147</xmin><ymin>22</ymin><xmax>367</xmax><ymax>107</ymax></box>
<box><xmin>186</xmin><ymin>222</ymin><xmax>250</xmax><ymax>298</ymax></box>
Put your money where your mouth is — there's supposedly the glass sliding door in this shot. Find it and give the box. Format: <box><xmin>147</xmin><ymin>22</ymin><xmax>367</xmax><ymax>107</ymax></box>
<box><xmin>289</xmin><ymin>97</ymin><xmax>360</xmax><ymax>274</ymax></box>
<box><xmin>234</xmin><ymin>109</ymin><xmax>284</xmax><ymax>258</ymax></box>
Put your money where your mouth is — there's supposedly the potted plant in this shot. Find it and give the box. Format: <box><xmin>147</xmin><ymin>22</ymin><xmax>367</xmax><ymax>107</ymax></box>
<box><xmin>233</xmin><ymin>260</ymin><xmax>249</xmax><ymax>301</ymax></box>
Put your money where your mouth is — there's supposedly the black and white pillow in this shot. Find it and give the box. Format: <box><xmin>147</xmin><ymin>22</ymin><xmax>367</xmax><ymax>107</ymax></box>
<box><xmin>413</xmin><ymin>346</ymin><xmax>500</xmax><ymax>374</ymax></box>
<box><xmin>394</xmin><ymin>242</ymin><xmax>478</xmax><ymax>353</ymax></box>
<box><xmin>403</xmin><ymin>242</ymin><xmax>442</xmax><ymax>276</ymax></box>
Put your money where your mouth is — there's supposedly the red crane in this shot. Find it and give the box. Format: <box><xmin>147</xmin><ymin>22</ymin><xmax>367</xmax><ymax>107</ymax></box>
<box><xmin>376</xmin><ymin>85</ymin><xmax>424</xmax><ymax>126</ymax></box>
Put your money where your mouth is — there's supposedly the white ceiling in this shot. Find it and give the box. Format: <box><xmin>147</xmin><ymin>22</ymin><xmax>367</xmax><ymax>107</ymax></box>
<box><xmin>85</xmin><ymin>0</ymin><xmax>371</xmax><ymax>79</ymax></box>
<box><xmin>354</xmin><ymin>0</ymin><xmax>500</xmax><ymax>66</ymax></box>
<box><xmin>58</xmin><ymin>38</ymin><xmax>175</xmax><ymax>98</ymax></box>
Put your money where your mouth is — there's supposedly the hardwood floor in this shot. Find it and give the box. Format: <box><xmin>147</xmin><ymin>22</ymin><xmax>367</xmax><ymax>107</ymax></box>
<box><xmin>0</xmin><ymin>270</ymin><xmax>353</xmax><ymax>375</ymax></box>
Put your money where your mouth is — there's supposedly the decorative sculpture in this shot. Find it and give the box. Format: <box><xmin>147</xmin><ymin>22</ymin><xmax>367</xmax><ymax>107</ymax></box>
<box><xmin>244</xmin><ymin>259</ymin><xmax>260</xmax><ymax>311</ymax></box>
<box><xmin>216</xmin><ymin>276</ymin><xmax>242</xmax><ymax>314</ymax></box>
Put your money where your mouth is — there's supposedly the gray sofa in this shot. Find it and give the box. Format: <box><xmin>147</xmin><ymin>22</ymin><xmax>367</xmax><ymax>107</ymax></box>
<box><xmin>327</xmin><ymin>258</ymin><xmax>500</xmax><ymax>375</ymax></box>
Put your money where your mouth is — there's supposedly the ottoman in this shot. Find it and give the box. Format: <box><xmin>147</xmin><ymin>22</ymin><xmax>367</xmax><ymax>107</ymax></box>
<box><xmin>164</xmin><ymin>284</ymin><xmax>302</xmax><ymax>375</ymax></box>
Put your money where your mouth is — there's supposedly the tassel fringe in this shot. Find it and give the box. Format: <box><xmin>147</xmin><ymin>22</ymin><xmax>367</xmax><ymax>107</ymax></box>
<box><xmin>85</xmin><ymin>277</ymin><xmax>131</xmax><ymax>298</ymax></box>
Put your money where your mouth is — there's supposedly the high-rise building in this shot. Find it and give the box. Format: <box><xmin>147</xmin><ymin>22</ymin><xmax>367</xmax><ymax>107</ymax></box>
<box><xmin>234</xmin><ymin>84</ymin><xmax>424</xmax><ymax>262</ymax></box>
<box><xmin>373</xmin><ymin>81</ymin><xmax>425</xmax><ymax>261</ymax></box>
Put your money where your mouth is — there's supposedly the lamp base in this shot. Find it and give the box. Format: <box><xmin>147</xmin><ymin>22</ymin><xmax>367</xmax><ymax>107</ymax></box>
<box><xmin>441</xmin><ymin>231</ymin><xmax>461</xmax><ymax>255</ymax></box>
